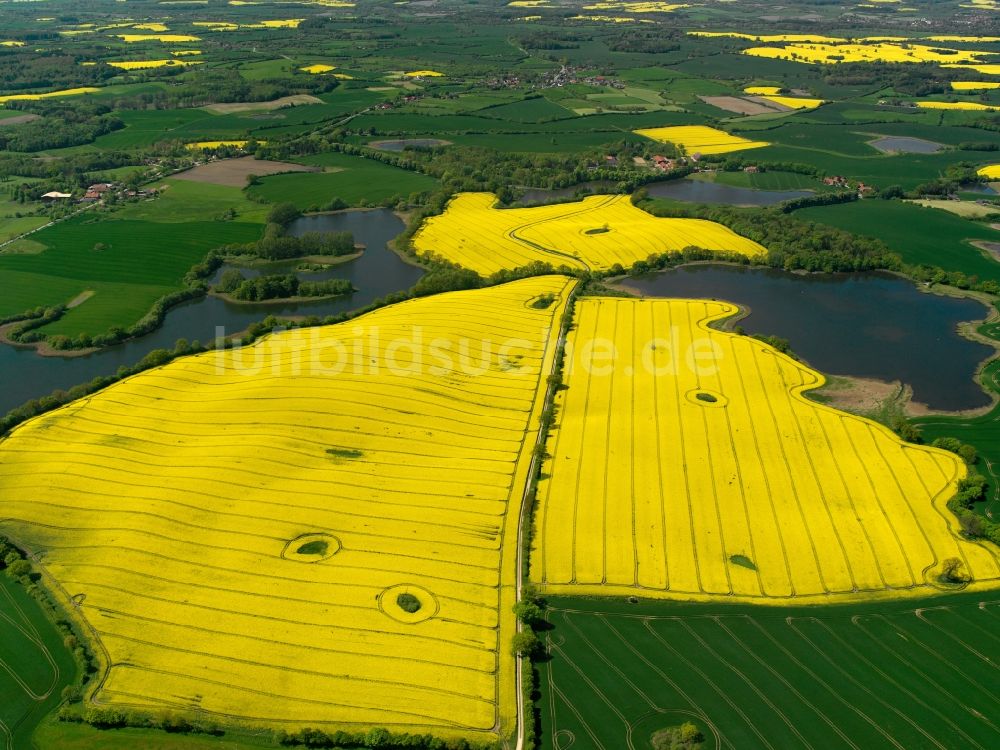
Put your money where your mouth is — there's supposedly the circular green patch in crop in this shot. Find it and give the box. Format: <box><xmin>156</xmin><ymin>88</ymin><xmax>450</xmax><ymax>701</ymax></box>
<box><xmin>685</xmin><ymin>389</ymin><xmax>728</xmax><ymax>408</ymax></box>
<box><xmin>527</xmin><ymin>292</ymin><xmax>558</xmax><ymax>309</ymax></box>
<box><xmin>396</xmin><ymin>592</ymin><xmax>422</xmax><ymax>613</ymax></box>
<box><xmin>627</xmin><ymin>710</ymin><xmax>713</xmax><ymax>750</ymax></box>
<box><xmin>282</xmin><ymin>533</ymin><xmax>341</xmax><ymax>563</ymax></box>
<box><xmin>379</xmin><ymin>584</ymin><xmax>438</xmax><ymax>624</ymax></box>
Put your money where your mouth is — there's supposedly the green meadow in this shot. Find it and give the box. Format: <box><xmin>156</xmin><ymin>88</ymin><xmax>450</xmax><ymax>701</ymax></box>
<box><xmin>249</xmin><ymin>151</ymin><xmax>439</xmax><ymax>208</ymax></box>
<box><xmin>795</xmin><ymin>200</ymin><xmax>1000</xmax><ymax>283</ymax></box>
<box><xmin>0</xmin><ymin>181</ymin><xmax>264</xmax><ymax>336</ymax></box>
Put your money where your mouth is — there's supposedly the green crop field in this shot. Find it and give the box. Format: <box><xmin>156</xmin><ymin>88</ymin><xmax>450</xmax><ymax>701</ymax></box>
<box><xmin>0</xmin><ymin>575</ymin><xmax>76</xmax><ymax>750</ymax></box>
<box><xmin>249</xmin><ymin>151</ymin><xmax>438</xmax><ymax>208</ymax></box>
<box><xmin>794</xmin><ymin>200</ymin><xmax>1000</xmax><ymax>282</ymax></box>
<box><xmin>0</xmin><ymin>181</ymin><xmax>264</xmax><ymax>336</ymax></box>
<box><xmin>540</xmin><ymin>592</ymin><xmax>1000</xmax><ymax>750</ymax></box>
<box><xmin>709</xmin><ymin>170</ymin><xmax>823</xmax><ymax>191</ymax></box>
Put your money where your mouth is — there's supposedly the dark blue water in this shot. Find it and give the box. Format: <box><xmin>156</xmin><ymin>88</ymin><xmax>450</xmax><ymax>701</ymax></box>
<box><xmin>624</xmin><ymin>264</ymin><xmax>994</xmax><ymax>411</ymax></box>
<box><xmin>0</xmin><ymin>209</ymin><xmax>423</xmax><ymax>415</ymax></box>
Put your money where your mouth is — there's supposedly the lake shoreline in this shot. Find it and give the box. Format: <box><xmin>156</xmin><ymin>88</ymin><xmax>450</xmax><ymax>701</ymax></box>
<box><xmin>612</xmin><ymin>262</ymin><xmax>998</xmax><ymax>417</ymax></box>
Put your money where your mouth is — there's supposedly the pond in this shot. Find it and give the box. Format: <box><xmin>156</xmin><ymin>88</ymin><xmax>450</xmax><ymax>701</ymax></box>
<box><xmin>515</xmin><ymin>180</ymin><xmax>617</xmax><ymax>206</ymax></box>
<box><xmin>0</xmin><ymin>209</ymin><xmax>423</xmax><ymax>416</ymax></box>
<box><xmin>368</xmin><ymin>138</ymin><xmax>451</xmax><ymax>151</ymax></box>
<box><xmin>622</xmin><ymin>264</ymin><xmax>994</xmax><ymax>412</ymax></box>
<box><xmin>868</xmin><ymin>136</ymin><xmax>942</xmax><ymax>154</ymax></box>
<box><xmin>643</xmin><ymin>178</ymin><xmax>812</xmax><ymax>206</ymax></box>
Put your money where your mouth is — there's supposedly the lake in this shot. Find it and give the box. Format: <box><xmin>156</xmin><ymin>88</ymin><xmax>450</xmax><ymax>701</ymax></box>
<box><xmin>0</xmin><ymin>209</ymin><xmax>423</xmax><ymax>416</ymax></box>
<box><xmin>622</xmin><ymin>264</ymin><xmax>994</xmax><ymax>412</ymax></box>
<box><xmin>515</xmin><ymin>181</ymin><xmax>617</xmax><ymax>206</ymax></box>
<box><xmin>643</xmin><ymin>178</ymin><xmax>812</xmax><ymax>206</ymax></box>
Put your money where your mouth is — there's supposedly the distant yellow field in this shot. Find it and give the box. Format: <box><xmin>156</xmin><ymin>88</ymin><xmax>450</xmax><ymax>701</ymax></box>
<box><xmin>689</xmin><ymin>31</ymin><xmax>848</xmax><ymax>43</ymax></box>
<box><xmin>745</xmin><ymin>42</ymin><xmax>990</xmax><ymax>64</ymax></box>
<box><xmin>532</xmin><ymin>297</ymin><xmax>1000</xmax><ymax>603</ymax></box>
<box><xmin>185</xmin><ymin>140</ymin><xmax>267</xmax><ymax>149</ymax></box>
<box><xmin>951</xmin><ymin>81</ymin><xmax>1000</xmax><ymax>90</ymax></box>
<box><xmin>412</xmin><ymin>192</ymin><xmax>766</xmax><ymax>275</ymax></box>
<box><xmin>172</xmin><ymin>50</ymin><xmax>202</xmax><ymax>56</ymax></box>
<box><xmin>569</xmin><ymin>15</ymin><xmax>639</xmax><ymax>22</ymax></box>
<box><xmin>116</xmin><ymin>34</ymin><xmax>202</xmax><ymax>43</ymax></box>
<box><xmin>0</xmin><ymin>40</ymin><xmax>25</xmax><ymax>47</ymax></box>
<box><xmin>404</xmin><ymin>69</ymin><xmax>445</xmax><ymax>77</ymax></box>
<box><xmin>978</xmin><ymin>164</ymin><xmax>1000</xmax><ymax>179</ymax></box>
<box><xmin>131</xmin><ymin>22</ymin><xmax>170</xmax><ymax>32</ymax></box>
<box><xmin>928</xmin><ymin>35</ymin><xmax>1000</xmax><ymax>42</ymax></box>
<box><xmin>743</xmin><ymin>87</ymin><xmax>823</xmax><ymax>109</ymax></box>
<box><xmin>0</xmin><ymin>87</ymin><xmax>99</xmax><ymax>104</ymax></box>
<box><xmin>107</xmin><ymin>59</ymin><xmax>199</xmax><ymax>70</ymax></box>
<box><xmin>301</xmin><ymin>64</ymin><xmax>335</xmax><ymax>74</ymax></box>
<box><xmin>944</xmin><ymin>64</ymin><xmax>1000</xmax><ymax>75</ymax></box>
<box><xmin>582</xmin><ymin>1</ymin><xmax>689</xmax><ymax>11</ymax></box>
<box><xmin>634</xmin><ymin>124</ymin><xmax>769</xmax><ymax>154</ymax></box>
<box><xmin>917</xmin><ymin>101</ymin><xmax>1000</xmax><ymax>111</ymax></box>
<box><xmin>0</xmin><ymin>276</ymin><xmax>573</xmax><ymax>737</ymax></box>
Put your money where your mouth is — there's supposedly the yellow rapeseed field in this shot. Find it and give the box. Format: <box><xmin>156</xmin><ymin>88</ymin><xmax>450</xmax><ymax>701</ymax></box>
<box><xmin>945</xmin><ymin>63</ymin><xmax>1000</xmax><ymax>75</ymax></box>
<box><xmin>259</xmin><ymin>19</ymin><xmax>305</xmax><ymax>28</ymax></box>
<box><xmin>582</xmin><ymin>2</ymin><xmax>689</xmax><ymax>11</ymax></box>
<box><xmin>108</xmin><ymin>59</ymin><xmax>199</xmax><ymax>70</ymax></box>
<box><xmin>116</xmin><ymin>34</ymin><xmax>202</xmax><ymax>42</ymax></box>
<box><xmin>951</xmin><ymin>81</ymin><xmax>1000</xmax><ymax>90</ymax></box>
<box><xmin>689</xmin><ymin>31</ymin><xmax>848</xmax><ymax>43</ymax></box>
<box><xmin>0</xmin><ymin>276</ymin><xmax>573</xmax><ymax>737</ymax></box>
<box><xmin>411</xmin><ymin>192</ymin><xmax>767</xmax><ymax>275</ymax></box>
<box><xmin>404</xmin><ymin>69</ymin><xmax>445</xmax><ymax>77</ymax></box>
<box><xmin>0</xmin><ymin>87</ymin><xmax>100</xmax><ymax>104</ymax></box>
<box><xmin>131</xmin><ymin>22</ymin><xmax>171</xmax><ymax>32</ymax></box>
<box><xmin>186</xmin><ymin>140</ymin><xmax>267</xmax><ymax>149</ymax></box>
<box><xmin>301</xmin><ymin>64</ymin><xmax>335</xmax><ymax>74</ymax></box>
<box><xmin>569</xmin><ymin>15</ymin><xmax>641</xmax><ymax>22</ymax></box>
<box><xmin>917</xmin><ymin>101</ymin><xmax>1000</xmax><ymax>111</ymax></box>
<box><xmin>978</xmin><ymin>164</ymin><xmax>1000</xmax><ymax>178</ymax></box>
<box><xmin>928</xmin><ymin>35</ymin><xmax>1000</xmax><ymax>42</ymax></box>
<box><xmin>745</xmin><ymin>42</ymin><xmax>991</xmax><ymax>64</ymax></box>
<box><xmin>0</xmin><ymin>40</ymin><xmax>26</xmax><ymax>47</ymax></box>
<box><xmin>634</xmin><ymin>124</ymin><xmax>769</xmax><ymax>154</ymax></box>
<box><xmin>531</xmin><ymin>297</ymin><xmax>1000</xmax><ymax>603</ymax></box>
<box><xmin>743</xmin><ymin>87</ymin><xmax>823</xmax><ymax>109</ymax></box>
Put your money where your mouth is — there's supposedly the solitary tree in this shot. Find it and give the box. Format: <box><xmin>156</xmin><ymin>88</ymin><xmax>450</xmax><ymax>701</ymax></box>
<box><xmin>940</xmin><ymin>557</ymin><xmax>969</xmax><ymax>584</ymax></box>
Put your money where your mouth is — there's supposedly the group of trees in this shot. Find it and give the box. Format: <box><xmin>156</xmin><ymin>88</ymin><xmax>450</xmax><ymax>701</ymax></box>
<box><xmin>0</xmin><ymin>50</ymin><xmax>115</xmax><ymax>93</ymax></box>
<box><xmin>103</xmin><ymin>68</ymin><xmax>339</xmax><ymax>112</ymax></box>
<box><xmin>277</xmin><ymin>727</ymin><xmax>497</xmax><ymax>749</ymax></box>
<box><xmin>216</xmin><ymin>271</ymin><xmax>353</xmax><ymax>302</ymax></box>
<box><xmin>237</xmin><ymin>226</ymin><xmax>358</xmax><ymax>261</ymax></box>
<box><xmin>0</xmin><ymin>101</ymin><xmax>124</xmax><ymax>152</ymax></box>
<box><xmin>637</xmin><ymin>195</ymin><xmax>903</xmax><ymax>274</ymax></box>
<box><xmin>217</xmin><ymin>205</ymin><xmax>358</xmax><ymax>261</ymax></box>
